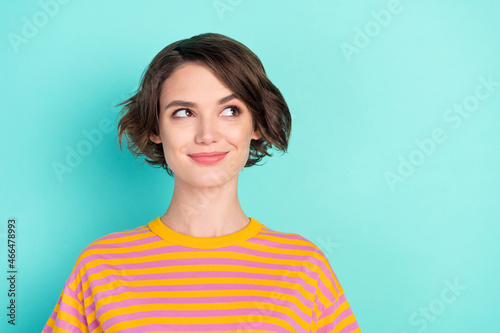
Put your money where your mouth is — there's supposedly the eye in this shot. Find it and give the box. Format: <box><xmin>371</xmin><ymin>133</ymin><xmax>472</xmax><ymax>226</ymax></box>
<box><xmin>220</xmin><ymin>105</ymin><xmax>242</xmax><ymax>117</ymax></box>
<box><xmin>172</xmin><ymin>109</ymin><xmax>193</xmax><ymax>118</ymax></box>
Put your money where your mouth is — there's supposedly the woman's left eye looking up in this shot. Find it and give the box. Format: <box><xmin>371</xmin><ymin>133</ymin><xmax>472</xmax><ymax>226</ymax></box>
<box><xmin>174</xmin><ymin>109</ymin><xmax>191</xmax><ymax>117</ymax></box>
<box><xmin>222</xmin><ymin>106</ymin><xmax>240</xmax><ymax>116</ymax></box>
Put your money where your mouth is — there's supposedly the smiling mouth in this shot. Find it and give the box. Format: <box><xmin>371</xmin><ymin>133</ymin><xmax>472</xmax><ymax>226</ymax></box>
<box><xmin>188</xmin><ymin>152</ymin><xmax>229</xmax><ymax>165</ymax></box>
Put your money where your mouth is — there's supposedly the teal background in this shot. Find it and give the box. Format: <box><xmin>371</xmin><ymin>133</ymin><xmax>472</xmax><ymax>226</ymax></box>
<box><xmin>1</xmin><ymin>0</ymin><xmax>499</xmax><ymax>332</ymax></box>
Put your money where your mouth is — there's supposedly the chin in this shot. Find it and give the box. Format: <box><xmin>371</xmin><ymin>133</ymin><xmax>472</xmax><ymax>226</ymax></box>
<box><xmin>173</xmin><ymin>155</ymin><xmax>246</xmax><ymax>186</ymax></box>
<box><xmin>174</xmin><ymin>169</ymin><xmax>234</xmax><ymax>188</ymax></box>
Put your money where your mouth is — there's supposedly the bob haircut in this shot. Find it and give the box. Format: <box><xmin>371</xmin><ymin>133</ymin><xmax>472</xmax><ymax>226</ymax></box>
<box><xmin>116</xmin><ymin>32</ymin><xmax>292</xmax><ymax>177</ymax></box>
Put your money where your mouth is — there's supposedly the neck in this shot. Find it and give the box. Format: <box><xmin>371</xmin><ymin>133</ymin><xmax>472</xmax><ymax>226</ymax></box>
<box><xmin>160</xmin><ymin>174</ymin><xmax>250</xmax><ymax>237</ymax></box>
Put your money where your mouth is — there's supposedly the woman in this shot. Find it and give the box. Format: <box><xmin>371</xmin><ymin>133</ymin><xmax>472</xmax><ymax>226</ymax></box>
<box><xmin>43</xmin><ymin>33</ymin><xmax>361</xmax><ymax>333</ymax></box>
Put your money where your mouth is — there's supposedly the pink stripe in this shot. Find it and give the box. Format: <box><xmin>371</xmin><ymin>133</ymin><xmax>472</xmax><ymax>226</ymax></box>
<box><xmin>63</xmin><ymin>271</ymin><xmax>79</xmax><ymax>288</ymax></box>
<box><xmin>46</xmin><ymin>317</ymin><xmax>82</xmax><ymax>332</ymax></box>
<box><xmin>317</xmin><ymin>295</ymin><xmax>355</xmax><ymax>332</ymax></box>
<box><xmin>89</xmin><ymin>283</ymin><xmax>314</xmax><ymax>310</ymax></box>
<box><xmin>83</xmin><ymin>255</ymin><xmax>320</xmax><ymax>276</ymax></box>
<box><xmin>88</xmin><ymin>318</ymin><xmax>101</xmax><ymax>332</ymax></box>
<box><xmin>317</xmin><ymin>256</ymin><xmax>340</xmax><ymax>293</ymax></box>
<box><xmin>58</xmin><ymin>303</ymin><xmax>87</xmax><ymax>328</ymax></box>
<box><xmin>81</xmin><ymin>271</ymin><xmax>316</xmax><ymax>303</ymax></box>
<box><xmin>41</xmin><ymin>323</ymin><xmax>53</xmax><ymax>333</ymax></box>
<box><xmin>257</xmin><ymin>231</ymin><xmax>308</xmax><ymax>241</ymax></box>
<box><xmin>320</xmin><ymin>293</ymin><xmax>347</xmax><ymax>318</ymax></box>
<box><xmin>317</xmin><ymin>307</ymin><xmax>357</xmax><ymax>333</ymax></box>
<box><xmin>78</xmin><ymin>257</ymin><xmax>319</xmax><ymax>293</ymax></box>
<box><xmin>59</xmin><ymin>288</ymin><xmax>88</xmax><ymax>327</ymax></box>
<box><xmin>71</xmin><ymin>238</ymin><xmax>167</xmax><ymax>281</ymax></box>
<box><xmin>75</xmin><ymin>250</ymin><xmax>329</xmax><ymax>277</ymax></box>
<box><xmin>89</xmin><ymin>227</ymin><xmax>150</xmax><ymax>242</ymax></box>
<box><xmin>74</xmin><ymin>235</ymin><xmax>331</xmax><ymax>282</ymax></box>
<box><xmin>339</xmin><ymin>321</ymin><xmax>360</xmax><ymax>333</ymax></box>
<box><xmin>118</xmin><ymin>322</ymin><xmax>292</xmax><ymax>333</ymax></box>
<box><xmin>96</xmin><ymin>295</ymin><xmax>311</xmax><ymax>323</ymax></box>
<box><xmin>84</xmin><ymin>234</ymin><xmax>161</xmax><ymax>250</ymax></box>
<box><xmin>101</xmin><ymin>308</ymin><xmax>304</xmax><ymax>332</ymax></box>
<box><xmin>334</xmin><ymin>302</ymin><xmax>353</xmax><ymax>324</ymax></box>
<box><xmin>336</xmin><ymin>308</ymin><xmax>354</xmax><ymax>327</ymax></box>
<box><xmin>77</xmin><ymin>244</ymin><xmax>324</xmax><ymax>263</ymax></box>
<box><xmin>317</xmin><ymin>272</ymin><xmax>338</xmax><ymax>302</ymax></box>
<box><xmin>84</xmin><ymin>281</ymin><xmax>314</xmax><ymax>311</ymax></box>
<box><xmin>248</xmin><ymin>237</ymin><xmax>326</xmax><ymax>251</ymax></box>
<box><xmin>89</xmin><ymin>270</ymin><xmax>315</xmax><ymax>293</ymax></box>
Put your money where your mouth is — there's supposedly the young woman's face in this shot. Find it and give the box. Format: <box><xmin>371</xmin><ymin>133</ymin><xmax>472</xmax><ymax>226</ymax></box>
<box><xmin>150</xmin><ymin>62</ymin><xmax>261</xmax><ymax>187</ymax></box>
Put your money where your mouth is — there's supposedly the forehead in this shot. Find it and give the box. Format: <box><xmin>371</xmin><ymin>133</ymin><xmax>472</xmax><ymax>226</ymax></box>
<box><xmin>162</xmin><ymin>63</ymin><xmax>230</xmax><ymax>95</ymax></box>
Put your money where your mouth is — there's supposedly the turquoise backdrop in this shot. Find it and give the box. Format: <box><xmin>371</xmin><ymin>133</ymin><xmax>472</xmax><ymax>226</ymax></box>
<box><xmin>1</xmin><ymin>0</ymin><xmax>499</xmax><ymax>332</ymax></box>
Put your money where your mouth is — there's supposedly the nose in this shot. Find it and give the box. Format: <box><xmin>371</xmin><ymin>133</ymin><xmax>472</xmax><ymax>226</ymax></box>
<box><xmin>194</xmin><ymin>113</ymin><xmax>220</xmax><ymax>144</ymax></box>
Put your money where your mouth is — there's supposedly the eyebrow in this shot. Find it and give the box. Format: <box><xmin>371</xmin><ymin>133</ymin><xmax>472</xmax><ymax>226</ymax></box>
<box><xmin>164</xmin><ymin>94</ymin><xmax>237</xmax><ymax>110</ymax></box>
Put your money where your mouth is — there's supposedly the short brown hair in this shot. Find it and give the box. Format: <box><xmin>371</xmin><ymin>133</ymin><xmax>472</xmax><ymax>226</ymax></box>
<box><xmin>116</xmin><ymin>33</ymin><xmax>291</xmax><ymax>177</ymax></box>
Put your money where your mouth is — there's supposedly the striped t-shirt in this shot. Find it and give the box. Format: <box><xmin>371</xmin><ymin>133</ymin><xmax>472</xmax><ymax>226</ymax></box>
<box><xmin>43</xmin><ymin>216</ymin><xmax>361</xmax><ymax>333</ymax></box>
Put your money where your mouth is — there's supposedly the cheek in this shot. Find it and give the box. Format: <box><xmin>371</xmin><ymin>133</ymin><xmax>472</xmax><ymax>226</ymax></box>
<box><xmin>161</xmin><ymin>128</ymin><xmax>186</xmax><ymax>158</ymax></box>
<box><xmin>227</xmin><ymin>133</ymin><xmax>250</xmax><ymax>151</ymax></box>
<box><xmin>226</xmin><ymin>124</ymin><xmax>254</xmax><ymax>145</ymax></box>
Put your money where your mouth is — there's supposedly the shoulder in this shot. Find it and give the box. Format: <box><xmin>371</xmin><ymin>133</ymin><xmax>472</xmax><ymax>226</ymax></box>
<box><xmin>83</xmin><ymin>222</ymin><xmax>153</xmax><ymax>250</ymax></box>
<box><xmin>70</xmin><ymin>223</ymin><xmax>155</xmax><ymax>272</ymax></box>
<box><xmin>59</xmin><ymin>223</ymin><xmax>155</xmax><ymax>294</ymax></box>
<box><xmin>257</xmin><ymin>226</ymin><xmax>347</xmax><ymax>306</ymax></box>
<box><xmin>84</xmin><ymin>223</ymin><xmax>153</xmax><ymax>247</ymax></box>
<box><xmin>255</xmin><ymin>224</ymin><xmax>333</xmax><ymax>271</ymax></box>
<box><xmin>257</xmin><ymin>224</ymin><xmax>325</xmax><ymax>251</ymax></box>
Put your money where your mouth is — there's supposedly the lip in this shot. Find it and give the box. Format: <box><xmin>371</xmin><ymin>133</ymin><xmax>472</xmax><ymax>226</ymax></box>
<box><xmin>188</xmin><ymin>151</ymin><xmax>229</xmax><ymax>157</ymax></box>
<box><xmin>188</xmin><ymin>151</ymin><xmax>229</xmax><ymax>165</ymax></box>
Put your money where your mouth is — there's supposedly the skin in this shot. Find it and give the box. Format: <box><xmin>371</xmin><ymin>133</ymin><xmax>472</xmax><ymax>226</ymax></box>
<box><xmin>149</xmin><ymin>62</ymin><xmax>262</xmax><ymax>237</ymax></box>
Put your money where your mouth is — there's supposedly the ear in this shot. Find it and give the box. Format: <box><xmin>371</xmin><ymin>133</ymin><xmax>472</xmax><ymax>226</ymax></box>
<box><xmin>149</xmin><ymin>132</ymin><xmax>162</xmax><ymax>144</ymax></box>
<box><xmin>251</xmin><ymin>127</ymin><xmax>262</xmax><ymax>141</ymax></box>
